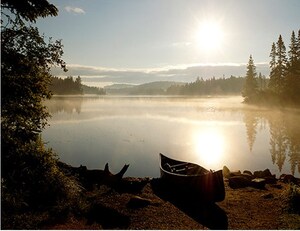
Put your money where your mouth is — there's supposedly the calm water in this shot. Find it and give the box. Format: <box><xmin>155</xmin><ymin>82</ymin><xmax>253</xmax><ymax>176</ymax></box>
<box><xmin>43</xmin><ymin>95</ymin><xmax>300</xmax><ymax>178</ymax></box>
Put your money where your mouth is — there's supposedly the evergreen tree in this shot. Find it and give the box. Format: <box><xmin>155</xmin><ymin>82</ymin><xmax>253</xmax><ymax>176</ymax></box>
<box><xmin>275</xmin><ymin>35</ymin><xmax>288</xmax><ymax>95</ymax></box>
<box><xmin>288</xmin><ymin>31</ymin><xmax>298</xmax><ymax>66</ymax></box>
<box><xmin>285</xmin><ymin>30</ymin><xmax>300</xmax><ymax>102</ymax></box>
<box><xmin>75</xmin><ymin>76</ymin><xmax>83</xmax><ymax>94</ymax></box>
<box><xmin>242</xmin><ymin>55</ymin><xmax>258</xmax><ymax>102</ymax></box>
<box><xmin>297</xmin><ymin>30</ymin><xmax>300</xmax><ymax>60</ymax></box>
<box><xmin>269</xmin><ymin>42</ymin><xmax>277</xmax><ymax>91</ymax></box>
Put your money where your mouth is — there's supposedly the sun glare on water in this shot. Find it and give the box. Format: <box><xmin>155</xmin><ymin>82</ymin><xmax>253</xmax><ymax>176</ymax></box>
<box><xmin>193</xmin><ymin>129</ymin><xmax>225</xmax><ymax>166</ymax></box>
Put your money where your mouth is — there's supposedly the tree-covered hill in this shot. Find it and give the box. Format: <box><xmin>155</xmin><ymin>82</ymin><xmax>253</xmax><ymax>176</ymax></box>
<box><xmin>49</xmin><ymin>76</ymin><xmax>105</xmax><ymax>95</ymax></box>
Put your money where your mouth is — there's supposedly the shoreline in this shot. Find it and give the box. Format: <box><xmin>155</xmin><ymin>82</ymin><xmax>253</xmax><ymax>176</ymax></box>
<box><xmin>42</xmin><ymin>162</ymin><xmax>300</xmax><ymax>230</ymax></box>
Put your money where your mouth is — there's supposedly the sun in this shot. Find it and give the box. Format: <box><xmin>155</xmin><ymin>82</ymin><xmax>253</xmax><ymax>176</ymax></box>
<box><xmin>193</xmin><ymin>129</ymin><xmax>225</xmax><ymax>166</ymax></box>
<box><xmin>195</xmin><ymin>21</ymin><xmax>224</xmax><ymax>51</ymax></box>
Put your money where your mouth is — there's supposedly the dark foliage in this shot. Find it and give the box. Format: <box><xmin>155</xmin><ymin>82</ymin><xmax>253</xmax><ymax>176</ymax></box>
<box><xmin>1</xmin><ymin>0</ymin><xmax>58</xmax><ymax>23</ymax></box>
<box><xmin>242</xmin><ymin>55</ymin><xmax>258</xmax><ymax>103</ymax></box>
<box><xmin>1</xmin><ymin>0</ymin><xmax>81</xmax><ymax>228</ymax></box>
<box><xmin>166</xmin><ymin>76</ymin><xmax>245</xmax><ymax>95</ymax></box>
<box><xmin>82</xmin><ymin>84</ymin><xmax>106</xmax><ymax>95</ymax></box>
<box><xmin>49</xmin><ymin>76</ymin><xmax>106</xmax><ymax>95</ymax></box>
<box><xmin>50</xmin><ymin>76</ymin><xmax>83</xmax><ymax>95</ymax></box>
<box><xmin>244</xmin><ymin>30</ymin><xmax>300</xmax><ymax>106</ymax></box>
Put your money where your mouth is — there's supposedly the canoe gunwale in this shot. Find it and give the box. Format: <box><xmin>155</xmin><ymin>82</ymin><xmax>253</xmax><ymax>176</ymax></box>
<box><xmin>159</xmin><ymin>153</ymin><xmax>225</xmax><ymax>202</ymax></box>
<box><xmin>159</xmin><ymin>153</ymin><xmax>210</xmax><ymax>177</ymax></box>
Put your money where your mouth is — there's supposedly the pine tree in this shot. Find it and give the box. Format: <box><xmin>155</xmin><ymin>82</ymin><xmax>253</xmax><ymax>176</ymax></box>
<box><xmin>269</xmin><ymin>35</ymin><xmax>288</xmax><ymax>95</ymax></box>
<box><xmin>288</xmin><ymin>31</ymin><xmax>298</xmax><ymax>66</ymax></box>
<box><xmin>269</xmin><ymin>42</ymin><xmax>277</xmax><ymax>91</ymax></box>
<box><xmin>276</xmin><ymin>35</ymin><xmax>288</xmax><ymax>95</ymax></box>
<box><xmin>242</xmin><ymin>55</ymin><xmax>258</xmax><ymax>102</ymax></box>
<box><xmin>285</xmin><ymin>30</ymin><xmax>300</xmax><ymax>102</ymax></box>
<box><xmin>75</xmin><ymin>76</ymin><xmax>83</xmax><ymax>94</ymax></box>
<box><xmin>297</xmin><ymin>30</ymin><xmax>300</xmax><ymax>60</ymax></box>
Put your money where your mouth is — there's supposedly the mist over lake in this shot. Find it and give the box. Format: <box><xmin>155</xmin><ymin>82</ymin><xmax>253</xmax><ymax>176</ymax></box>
<box><xmin>43</xmin><ymin>95</ymin><xmax>300</xmax><ymax>178</ymax></box>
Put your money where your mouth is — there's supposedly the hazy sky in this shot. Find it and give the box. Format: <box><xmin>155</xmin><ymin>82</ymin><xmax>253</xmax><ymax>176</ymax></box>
<box><xmin>36</xmin><ymin>0</ymin><xmax>300</xmax><ymax>86</ymax></box>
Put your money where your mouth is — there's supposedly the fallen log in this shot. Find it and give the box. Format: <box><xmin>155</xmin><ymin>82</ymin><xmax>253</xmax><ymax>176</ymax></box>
<box><xmin>58</xmin><ymin>161</ymin><xmax>129</xmax><ymax>190</ymax></box>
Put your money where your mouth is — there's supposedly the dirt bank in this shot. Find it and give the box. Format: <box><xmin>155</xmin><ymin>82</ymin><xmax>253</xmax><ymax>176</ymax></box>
<box><xmin>44</xmin><ymin>177</ymin><xmax>300</xmax><ymax>230</ymax></box>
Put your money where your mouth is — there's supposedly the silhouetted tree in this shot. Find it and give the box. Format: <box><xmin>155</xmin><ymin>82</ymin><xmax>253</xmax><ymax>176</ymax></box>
<box><xmin>242</xmin><ymin>55</ymin><xmax>258</xmax><ymax>102</ymax></box>
<box><xmin>1</xmin><ymin>0</ymin><xmax>58</xmax><ymax>23</ymax></box>
<box><xmin>284</xmin><ymin>30</ymin><xmax>300</xmax><ymax>103</ymax></box>
<box><xmin>288</xmin><ymin>31</ymin><xmax>298</xmax><ymax>65</ymax></box>
<box><xmin>269</xmin><ymin>42</ymin><xmax>277</xmax><ymax>91</ymax></box>
<box><xmin>276</xmin><ymin>35</ymin><xmax>288</xmax><ymax>95</ymax></box>
<box><xmin>268</xmin><ymin>35</ymin><xmax>288</xmax><ymax>96</ymax></box>
<box><xmin>1</xmin><ymin>0</ymin><xmax>79</xmax><ymax>226</ymax></box>
<box><xmin>75</xmin><ymin>76</ymin><xmax>83</xmax><ymax>94</ymax></box>
<box><xmin>258</xmin><ymin>72</ymin><xmax>267</xmax><ymax>90</ymax></box>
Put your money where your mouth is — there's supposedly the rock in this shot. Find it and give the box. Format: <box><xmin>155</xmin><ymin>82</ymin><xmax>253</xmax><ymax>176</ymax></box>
<box><xmin>127</xmin><ymin>196</ymin><xmax>152</xmax><ymax>209</ymax></box>
<box><xmin>223</xmin><ymin>166</ymin><xmax>231</xmax><ymax>178</ymax></box>
<box><xmin>264</xmin><ymin>175</ymin><xmax>277</xmax><ymax>184</ymax></box>
<box><xmin>228</xmin><ymin>176</ymin><xmax>251</xmax><ymax>188</ymax></box>
<box><xmin>280</xmin><ymin>174</ymin><xmax>296</xmax><ymax>183</ymax></box>
<box><xmin>243</xmin><ymin>170</ymin><xmax>253</xmax><ymax>176</ymax></box>
<box><xmin>263</xmin><ymin>169</ymin><xmax>272</xmax><ymax>177</ymax></box>
<box><xmin>253</xmin><ymin>169</ymin><xmax>272</xmax><ymax>178</ymax></box>
<box><xmin>251</xmin><ymin>178</ymin><xmax>266</xmax><ymax>189</ymax></box>
<box><xmin>229</xmin><ymin>170</ymin><xmax>242</xmax><ymax>178</ymax></box>
<box><xmin>242</xmin><ymin>173</ymin><xmax>254</xmax><ymax>180</ymax></box>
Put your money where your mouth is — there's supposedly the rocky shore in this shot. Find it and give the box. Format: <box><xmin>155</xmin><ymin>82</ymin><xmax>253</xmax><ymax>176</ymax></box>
<box><xmin>41</xmin><ymin>164</ymin><xmax>300</xmax><ymax>230</ymax></box>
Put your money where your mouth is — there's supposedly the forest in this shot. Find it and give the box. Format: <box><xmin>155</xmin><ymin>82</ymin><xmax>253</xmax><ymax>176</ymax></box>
<box><xmin>166</xmin><ymin>75</ymin><xmax>249</xmax><ymax>95</ymax></box>
<box><xmin>104</xmin><ymin>76</ymin><xmax>251</xmax><ymax>95</ymax></box>
<box><xmin>50</xmin><ymin>76</ymin><xmax>106</xmax><ymax>95</ymax></box>
<box><xmin>242</xmin><ymin>30</ymin><xmax>300</xmax><ymax>105</ymax></box>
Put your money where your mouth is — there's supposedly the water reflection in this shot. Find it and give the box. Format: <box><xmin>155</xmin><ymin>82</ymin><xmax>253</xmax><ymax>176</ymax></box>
<box><xmin>46</xmin><ymin>96</ymin><xmax>83</xmax><ymax>114</ymax></box>
<box><xmin>243</xmin><ymin>110</ymin><xmax>259</xmax><ymax>152</ymax></box>
<box><xmin>242</xmin><ymin>108</ymin><xmax>300</xmax><ymax>176</ymax></box>
<box><xmin>43</xmin><ymin>96</ymin><xmax>300</xmax><ymax>177</ymax></box>
<box><xmin>193</xmin><ymin>129</ymin><xmax>225</xmax><ymax>166</ymax></box>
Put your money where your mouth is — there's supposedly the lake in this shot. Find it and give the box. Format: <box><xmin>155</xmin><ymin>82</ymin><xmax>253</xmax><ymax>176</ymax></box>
<box><xmin>43</xmin><ymin>95</ymin><xmax>300</xmax><ymax>178</ymax></box>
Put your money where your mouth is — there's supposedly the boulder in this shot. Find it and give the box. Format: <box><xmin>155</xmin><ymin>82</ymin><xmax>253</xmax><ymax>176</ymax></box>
<box><xmin>264</xmin><ymin>175</ymin><xmax>277</xmax><ymax>184</ymax></box>
<box><xmin>241</xmin><ymin>173</ymin><xmax>254</xmax><ymax>180</ymax></box>
<box><xmin>253</xmin><ymin>169</ymin><xmax>272</xmax><ymax>178</ymax></box>
<box><xmin>243</xmin><ymin>170</ymin><xmax>253</xmax><ymax>176</ymax></box>
<box><xmin>280</xmin><ymin>174</ymin><xmax>296</xmax><ymax>183</ymax></box>
<box><xmin>222</xmin><ymin>166</ymin><xmax>231</xmax><ymax>179</ymax></box>
<box><xmin>229</xmin><ymin>170</ymin><xmax>242</xmax><ymax>178</ymax></box>
<box><xmin>251</xmin><ymin>178</ymin><xmax>266</xmax><ymax>189</ymax></box>
<box><xmin>228</xmin><ymin>176</ymin><xmax>251</xmax><ymax>189</ymax></box>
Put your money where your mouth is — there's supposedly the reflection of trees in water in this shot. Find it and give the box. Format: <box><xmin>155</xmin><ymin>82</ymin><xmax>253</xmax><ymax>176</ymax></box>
<box><xmin>243</xmin><ymin>110</ymin><xmax>258</xmax><ymax>152</ymax></box>
<box><xmin>268</xmin><ymin>113</ymin><xmax>288</xmax><ymax>172</ymax></box>
<box><xmin>243</xmin><ymin>109</ymin><xmax>300</xmax><ymax>175</ymax></box>
<box><xmin>45</xmin><ymin>97</ymin><xmax>83</xmax><ymax>114</ymax></box>
<box><xmin>284</xmin><ymin>113</ymin><xmax>300</xmax><ymax>175</ymax></box>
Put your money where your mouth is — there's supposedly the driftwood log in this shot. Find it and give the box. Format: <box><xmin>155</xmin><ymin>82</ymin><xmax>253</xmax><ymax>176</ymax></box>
<box><xmin>58</xmin><ymin>161</ymin><xmax>149</xmax><ymax>193</ymax></box>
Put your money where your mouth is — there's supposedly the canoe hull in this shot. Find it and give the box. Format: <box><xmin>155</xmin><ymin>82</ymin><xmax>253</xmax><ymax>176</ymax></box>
<box><xmin>159</xmin><ymin>153</ymin><xmax>225</xmax><ymax>202</ymax></box>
